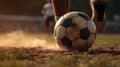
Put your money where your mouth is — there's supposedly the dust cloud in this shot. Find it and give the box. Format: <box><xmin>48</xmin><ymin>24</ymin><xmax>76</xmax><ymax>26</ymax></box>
<box><xmin>0</xmin><ymin>31</ymin><xmax>61</xmax><ymax>50</ymax></box>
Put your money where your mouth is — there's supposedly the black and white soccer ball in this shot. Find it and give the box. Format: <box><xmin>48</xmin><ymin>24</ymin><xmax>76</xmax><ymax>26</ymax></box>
<box><xmin>54</xmin><ymin>11</ymin><xmax>97</xmax><ymax>51</ymax></box>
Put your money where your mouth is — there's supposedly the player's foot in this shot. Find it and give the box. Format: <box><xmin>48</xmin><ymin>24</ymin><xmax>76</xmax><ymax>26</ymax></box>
<box><xmin>90</xmin><ymin>0</ymin><xmax>108</xmax><ymax>33</ymax></box>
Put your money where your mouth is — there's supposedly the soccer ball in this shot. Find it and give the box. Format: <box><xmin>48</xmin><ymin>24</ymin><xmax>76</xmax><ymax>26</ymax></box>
<box><xmin>54</xmin><ymin>11</ymin><xmax>97</xmax><ymax>51</ymax></box>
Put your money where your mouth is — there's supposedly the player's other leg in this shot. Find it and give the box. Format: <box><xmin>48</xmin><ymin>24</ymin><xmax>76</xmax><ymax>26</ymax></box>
<box><xmin>51</xmin><ymin>0</ymin><xmax>70</xmax><ymax>21</ymax></box>
<box><xmin>45</xmin><ymin>16</ymin><xmax>55</xmax><ymax>35</ymax></box>
<box><xmin>90</xmin><ymin>0</ymin><xmax>108</xmax><ymax>33</ymax></box>
<box><xmin>49</xmin><ymin>16</ymin><xmax>55</xmax><ymax>34</ymax></box>
<box><xmin>45</xmin><ymin>17</ymin><xmax>50</xmax><ymax>35</ymax></box>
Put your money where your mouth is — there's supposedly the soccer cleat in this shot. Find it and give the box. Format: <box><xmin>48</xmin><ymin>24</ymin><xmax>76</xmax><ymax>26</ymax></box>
<box><xmin>90</xmin><ymin>0</ymin><xmax>108</xmax><ymax>33</ymax></box>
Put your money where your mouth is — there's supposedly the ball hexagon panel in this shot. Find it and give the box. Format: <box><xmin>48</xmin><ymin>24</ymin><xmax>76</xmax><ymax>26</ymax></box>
<box><xmin>73</xmin><ymin>39</ymin><xmax>87</xmax><ymax>51</ymax></box>
<box><xmin>80</xmin><ymin>28</ymin><xmax>91</xmax><ymax>40</ymax></box>
<box><xmin>73</xmin><ymin>16</ymin><xmax>87</xmax><ymax>29</ymax></box>
<box><xmin>66</xmin><ymin>25</ymin><xmax>80</xmax><ymax>41</ymax></box>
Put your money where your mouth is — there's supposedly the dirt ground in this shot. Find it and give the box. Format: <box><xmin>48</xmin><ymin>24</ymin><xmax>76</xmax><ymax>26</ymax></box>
<box><xmin>0</xmin><ymin>46</ymin><xmax>119</xmax><ymax>63</ymax></box>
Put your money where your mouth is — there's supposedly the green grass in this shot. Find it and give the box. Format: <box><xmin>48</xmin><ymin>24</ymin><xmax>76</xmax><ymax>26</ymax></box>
<box><xmin>42</xmin><ymin>54</ymin><xmax>120</xmax><ymax>67</ymax></box>
<box><xmin>94</xmin><ymin>34</ymin><xmax>120</xmax><ymax>46</ymax></box>
<box><xmin>0</xmin><ymin>60</ymin><xmax>41</xmax><ymax>67</ymax></box>
<box><xmin>0</xmin><ymin>54</ymin><xmax>119</xmax><ymax>67</ymax></box>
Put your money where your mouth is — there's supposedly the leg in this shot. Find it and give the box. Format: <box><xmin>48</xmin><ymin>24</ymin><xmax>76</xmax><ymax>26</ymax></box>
<box><xmin>45</xmin><ymin>17</ymin><xmax>50</xmax><ymax>35</ymax></box>
<box><xmin>51</xmin><ymin>0</ymin><xmax>70</xmax><ymax>21</ymax></box>
<box><xmin>49</xmin><ymin>17</ymin><xmax>55</xmax><ymax>34</ymax></box>
<box><xmin>90</xmin><ymin>0</ymin><xmax>108</xmax><ymax>33</ymax></box>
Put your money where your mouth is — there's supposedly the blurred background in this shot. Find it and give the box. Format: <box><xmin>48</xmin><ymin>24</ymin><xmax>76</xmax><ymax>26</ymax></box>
<box><xmin>0</xmin><ymin>1</ymin><xmax>120</xmax><ymax>66</ymax></box>
<box><xmin>0</xmin><ymin>0</ymin><xmax>120</xmax><ymax>34</ymax></box>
